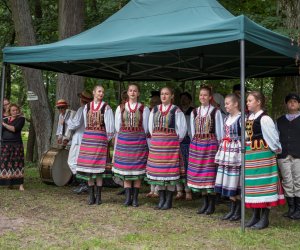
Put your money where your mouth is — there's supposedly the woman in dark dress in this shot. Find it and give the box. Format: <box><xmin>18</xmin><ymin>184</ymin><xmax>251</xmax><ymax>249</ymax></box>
<box><xmin>0</xmin><ymin>104</ymin><xmax>25</xmax><ymax>191</ymax></box>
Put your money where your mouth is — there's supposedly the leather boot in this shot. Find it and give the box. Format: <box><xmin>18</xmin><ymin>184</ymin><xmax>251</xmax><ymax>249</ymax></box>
<box><xmin>88</xmin><ymin>186</ymin><xmax>95</xmax><ymax>205</ymax></box>
<box><xmin>290</xmin><ymin>197</ymin><xmax>300</xmax><ymax>220</ymax></box>
<box><xmin>124</xmin><ymin>188</ymin><xmax>133</xmax><ymax>206</ymax></box>
<box><xmin>283</xmin><ymin>197</ymin><xmax>295</xmax><ymax>218</ymax></box>
<box><xmin>154</xmin><ymin>190</ymin><xmax>166</xmax><ymax>210</ymax></box>
<box><xmin>132</xmin><ymin>188</ymin><xmax>139</xmax><ymax>207</ymax></box>
<box><xmin>161</xmin><ymin>190</ymin><xmax>174</xmax><ymax>210</ymax></box>
<box><xmin>197</xmin><ymin>195</ymin><xmax>209</xmax><ymax>214</ymax></box>
<box><xmin>230</xmin><ymin>200</ymin><xmax>241</xmax><ymax>221</ymax></box>
<box><xmin>245</xmin><ymin>208</ymin><xmax>261</xmax><ymax>227</ymax></box>
<box><xmin>222</xmin><ymin>200</ymin><xmax>236</xmax><ymax>220</ymax></box>
<box><xmin>205</xmin><ymin>194</ymin><xmax>216</xmax><ymax>215</ymax></box>
<box><xmin>251</xmin><ymin>208</ymin><xmax>270</xmax><ymax>230</ymax></box>
<box><xmin>95</xmin><ymin>186</ymin><xmax>102</xmax><ymax>205</ymax></box>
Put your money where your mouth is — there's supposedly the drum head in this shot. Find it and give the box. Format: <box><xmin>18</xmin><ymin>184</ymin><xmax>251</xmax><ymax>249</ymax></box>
<box><xmin>52</xmin><ymin>149</ymin><xmax>72</xmax><ymax>186</ymax></box>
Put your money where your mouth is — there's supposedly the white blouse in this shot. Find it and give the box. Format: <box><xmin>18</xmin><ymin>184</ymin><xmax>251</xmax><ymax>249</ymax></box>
<box><xmin>115</xmin><ymin>102</ymin><xmax>150</xmax><ymax>133</ymax></box>
<box><xmin>67</xmin><ymin>106</ymin><xmax>85</xmax><ymax>145</ymax></box>
<box><xmin>190</xmin><ymin>105</ymin><xmax>224</xmax><ymax>141</ymax></box>
<box><xmin>247</xmin><ymin>110</ymin><xmax>281</xmax><ymax>152</ymax></box>
<box><xmin>83</xmin><ymin>101</ymin><xmax>115</xmax><ymax>141</ymax></box>
<box><xmin>148</xmin><ymin>104</ymin><xmax>187</xmax><ymax>140</ymax></box>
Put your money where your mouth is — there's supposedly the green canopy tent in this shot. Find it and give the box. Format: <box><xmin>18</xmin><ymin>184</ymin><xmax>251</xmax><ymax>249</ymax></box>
<box><xmin>1</xmin><ymin>0</ymin><xmax>299</xmax><ymax>232</ymax></box>
<box><xmin>2</xmin><ymin>0</ymin><xmax>299</xmax><ymax>80</ymax></box>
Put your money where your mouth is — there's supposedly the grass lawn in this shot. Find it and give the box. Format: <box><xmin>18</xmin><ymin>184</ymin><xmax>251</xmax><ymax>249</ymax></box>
<box><xmin>0</xmin><ymin>165</ymin><xmax>299</xmax><ymax>250</ymax></box>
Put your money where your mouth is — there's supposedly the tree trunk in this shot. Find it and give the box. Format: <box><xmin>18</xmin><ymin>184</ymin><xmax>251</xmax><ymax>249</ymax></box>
<box><xmin>26</xmin><ymin>117</ymin><xmax>36</xmax><ymax>162</ymax></box>
<box><xmin>51</xmin><ymin>0</ymin><xmax>85</xmax><ymax>146</ymax></box>
<box><xmin>272</xmin><ymin>0</ymin><xmax>300</xmax><ymax>119</ymax></box>
<box><xmin>9</xmin><ymin>0</ymin><xmax>53</xmax><ymax>159</ymax></box>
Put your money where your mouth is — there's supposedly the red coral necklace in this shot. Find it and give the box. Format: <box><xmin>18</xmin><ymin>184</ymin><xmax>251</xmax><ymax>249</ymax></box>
<box><xmin>92</xmin><ymin>100</ymin><xmax>102</xmax><ymax>111</ymax></box>
<box><xmin>160</xmin><ymin>104</ymin><xmax>172</xmax><ymax>116</ymax></box>
<box><xmin>128</xmin><ymin>102</ymin><xmax>138</xmax><ymax>113</ymax></box>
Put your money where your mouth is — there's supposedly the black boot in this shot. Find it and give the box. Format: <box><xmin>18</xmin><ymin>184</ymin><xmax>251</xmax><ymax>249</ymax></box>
<box><xmin>222</xmin><ymin>200</ymin><xmax>236</xmax><ymax>220</ymax></box>
<box><xmin>132</xmin><ymin>188</ymin><xmax>140</xmax><ymax>207</ymax></box>
<box><xmin>161</xmin><ymin>190</ymin><xmax>174</xmax><ymax>210</ymax></box>
<box><xmin>251</xmin><ymin>208</ymin><xmax>270</xmax><ymax>230</ymax></box>
<box><xmin>88</xmin><ymin>186</ymin><xmax>95</xmax><ymax>205</ymax></box>
<box><xmin>283</xmin><ymin>197</ymin><xmax>295</xmax><ymax>218</ymax></box>
<box><xmin>245</xmin><ymin>208</ymin><xmax>261</xmax><ymax>227</ymax></box>
<box><xmin>95</xmin><ymin>186</ymin><xmax>102</xmax><ymax>205</ymax></box>
<box><xmin>197</xmin><ymin>195</ymin><xmax>209</xmax><ymax>214</ymax></box>
<box><xmin>154</xmin><ymin>190</ymin><xmax>166</xmax><ymax>210</ymax></box>
<box><xmin>205</xmin><ymin>194</ymin><xmax>216</xmax><ymax>215</ymax></box>
<box><xmin>230</xmin><ymin>200</ymin><xmax>241</xmax><ymax>221</ymax></box>
<box><xmin>124</xmin><ymin>188</ymin><xmax>133</xmax><ymax>206</ymax></box>
<box><xmin>290</xmin><ymin>197</ymin><xmax>300</xmax><ymax>220</ymax></box>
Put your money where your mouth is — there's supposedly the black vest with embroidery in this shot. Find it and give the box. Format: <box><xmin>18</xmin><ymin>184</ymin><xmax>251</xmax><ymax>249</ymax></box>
<box><xmin>277</xmin><ymin>115</ymin><xmax>300</xmax><ymax>159</ymax></box>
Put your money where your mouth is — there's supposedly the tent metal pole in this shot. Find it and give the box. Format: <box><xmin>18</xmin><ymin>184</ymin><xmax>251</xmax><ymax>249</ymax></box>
<box><xmin>240</xmin><ymin>40</ymin><xmax>246</xmax><ymax>233</ymax></box>
<box><xmin>0</xmin><ymin>63</ymin><xmax>7</xmax><ymax>149</ymax></box>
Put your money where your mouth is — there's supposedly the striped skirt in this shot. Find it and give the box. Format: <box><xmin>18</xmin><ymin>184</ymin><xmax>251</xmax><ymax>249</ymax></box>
<box><xmin>245</xmin><ymin>145</ymin><xmax>285</xmax><ymax>208</ymax></box>
<box><xmin>113</xmin><ymin>130</ymin><xmax>148</xmax><ymax>180</ymax></box>
<box><xmin>187</xmin><ymin>137</ymin><xmax>218</xmax><ymax>193</ymax></box>
<box><xmin>214</xmin><ymin>165</ymin><xmax>241</xmax><ymax>197</ymax></box>
<box><xmin>76</xmin><ymin>129</ymin><xmax>108</xmax><ymax>179</ymax></box>
<box><xmin>146</xmin><ymin>131</ymin><xmax>183</xmax><ymax>186</ymax></box>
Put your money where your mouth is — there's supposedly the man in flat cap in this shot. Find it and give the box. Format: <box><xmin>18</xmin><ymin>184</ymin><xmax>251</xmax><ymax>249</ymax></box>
<box><xmin>277</xmin><ymin>93</ymin><xmax>300</xmax><ymax>220</ymax></box>
<box><xmin>56</xmin><ymin>99</ymin><xmax>75</xmax><ymax>147</ymax></box>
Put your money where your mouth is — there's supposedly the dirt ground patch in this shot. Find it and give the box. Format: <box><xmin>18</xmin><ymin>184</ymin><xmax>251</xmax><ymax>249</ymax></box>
<box><xmin>0</xmin><ymin>214</ymin><xmax>25</xmax><ymax>236</ymax></box>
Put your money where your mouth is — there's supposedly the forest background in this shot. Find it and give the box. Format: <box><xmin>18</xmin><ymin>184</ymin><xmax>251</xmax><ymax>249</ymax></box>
<box><xmin>0</xmin><ymin>0</ymin><xmax>299</xmax><ymax>162</ymax></box>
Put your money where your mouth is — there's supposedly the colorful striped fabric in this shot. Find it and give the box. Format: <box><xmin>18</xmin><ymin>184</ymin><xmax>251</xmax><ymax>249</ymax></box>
<box><xmin>187</xmin><ymin>137</ymin><xmax>218</xmax><ymax>193</ymax></box>
<box><xmin>214</xmin><ymin>165</ymin><xmax>241</xmax><ymax>197</ymax></box>
<box><xmin>146</xmin><ymin>131</ymin><xmax>183</xmax><ymax>186</ymax></box>
<box><xmin>245</xmin><ymin>145</ymin><xmax>285</xmax><ymax>208</ymax></box>
<box><xmin>113</xmin><ymin>129</ymin><xmax>148</xmax><ymax>180</ymax></box>
<box><xmin>76</xmin><ymin>129</ymin><xmax>108</xmax><ymax>174</ymax></box>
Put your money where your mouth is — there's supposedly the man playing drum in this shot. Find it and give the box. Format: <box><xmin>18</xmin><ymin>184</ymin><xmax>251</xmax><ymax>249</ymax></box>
<box><xmin>56</xmin><ymin>99</ymin><xmax>74</xmax><ymax>147</ymax></box>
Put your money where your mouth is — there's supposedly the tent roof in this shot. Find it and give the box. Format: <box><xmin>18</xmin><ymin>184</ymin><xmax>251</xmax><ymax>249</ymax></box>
<box><xmin>3</xmin><ymin>0</ymin><xmax>299</xmax><ymax>81</ymax></box>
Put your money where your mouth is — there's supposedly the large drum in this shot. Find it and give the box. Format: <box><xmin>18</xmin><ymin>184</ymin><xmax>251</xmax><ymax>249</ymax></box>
<box><xmin>39</xmin><ymin>148</ymin><xmax>72</xmax><ymax>186</ymax></box>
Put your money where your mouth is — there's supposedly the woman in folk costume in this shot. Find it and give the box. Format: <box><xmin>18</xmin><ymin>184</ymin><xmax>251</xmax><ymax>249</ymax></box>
<box><xmin>187</xmin><ymin>86</ymin><xmax>224</xmax><ymax>215</ymax></box>
<box><xmin>146</xmin><ymin>87</ymin><xmax>187</xmax><ymax>210</ymax></box>
<box><xmin>113</xmin><ymin>84</ymin><xmax>150</xmax><ymax>207</ymax></box>
<box><xmin>215</xmin><ymin>94</ymin><xmax>242</xmax><ymax>221</ymax></box>
<box><xmin>245</xmin><ymin>91</ymin><xmax>285</xmax><ymax>229</ymax></box>
<box><xmin>76</xmin><ymin>85</ymin><xmax>115</xmax><ymax>205</ymax></box>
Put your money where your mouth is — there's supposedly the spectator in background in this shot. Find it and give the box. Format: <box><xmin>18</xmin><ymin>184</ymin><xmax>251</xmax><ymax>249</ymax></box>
<box><xmin>3</xmin><ymin>98</ymin><xmax>10</xmax><ymax>118</ymax></box>
<box><xmin>176</xmin><ymin>92</ymin><xmax>193</xmax><ymax>200</ymax></box>
<box><xmin>0</xmin><ymin>104</ymin><xmax>25</xmax><ymax>191</ymax></box>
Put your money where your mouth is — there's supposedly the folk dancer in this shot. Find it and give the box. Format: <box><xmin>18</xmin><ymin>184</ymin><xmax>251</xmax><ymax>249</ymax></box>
<box><xmin>76</xmin><ymin>85</ymin><xmax>115</xmax><ymax>205</ymax></box>
<box><xmin>215</xmin><ymin>94</ymin><xmax>242</xmax><ymax>221</ymax></box>
<box><xmin>187</xmin><ymin>86</ymin><xmax>224</xmax><ymax>215</ymax></box>
<box><xmin>146</xmin><ymin>87</ymin><xmax>187</xmax><ymax>210</ymax></box>
<box><xmin>67</xmin><ymin>90</ymin><xmax>93</xmax><ymax>194</ymax></box>
<box><xmin>245</xmin><ymin>91</ymin><xmax>285</xmax><ymax>229</ymax></box>
<box><xmin>113</xmin><ymin>84</ymin><xmax>150</xmax><ymax>207</ymax></box>
<box><xmin>277</xmin><ymin>93</ymin><xmax>300</xmax><ymax>220</ymax></box>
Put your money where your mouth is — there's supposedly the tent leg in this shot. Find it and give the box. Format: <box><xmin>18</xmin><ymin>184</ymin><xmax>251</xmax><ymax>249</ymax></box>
<box><xmin>240</xmin><ymin>40</ymin><xmax>246</xmax><ymax>233</ymax></box>
<box><xmin>0</xmin><ymin>63</ymin><xmax>7</xmax><ymax>149</ymax></box>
